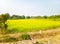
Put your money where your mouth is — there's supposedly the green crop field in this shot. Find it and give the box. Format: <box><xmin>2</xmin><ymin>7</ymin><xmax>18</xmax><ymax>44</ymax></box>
<box><xmin>7</xmin><ymin>19</ymin><xmax>60</xmax><ymax>32</ymax></box>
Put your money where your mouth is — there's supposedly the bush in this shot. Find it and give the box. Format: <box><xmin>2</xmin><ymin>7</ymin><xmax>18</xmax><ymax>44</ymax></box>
<box><xmin>21</xmin><ymin>33</ymin><xmax>31</xmax><ymax>40</ymax></box>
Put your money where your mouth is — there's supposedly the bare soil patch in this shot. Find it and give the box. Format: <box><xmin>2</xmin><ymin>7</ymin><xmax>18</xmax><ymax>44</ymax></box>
<box><xmin>0</xmin><ymin>28</ymin><xmax>60</xmax><ymax>44</ymax></box>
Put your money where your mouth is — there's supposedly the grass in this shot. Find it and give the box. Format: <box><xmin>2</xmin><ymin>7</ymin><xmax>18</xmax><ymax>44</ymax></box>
<box><xmin>7</xmin><ymin>19</ymin><xmax>60</xmax><ymax>32</ymax></box>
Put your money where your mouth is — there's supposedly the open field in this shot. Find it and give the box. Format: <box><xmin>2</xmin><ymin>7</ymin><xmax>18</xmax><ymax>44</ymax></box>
<box><xmin>7</xmin><ymin>19</ymin><xmax>60</xmax><ymax>32</ymax></box>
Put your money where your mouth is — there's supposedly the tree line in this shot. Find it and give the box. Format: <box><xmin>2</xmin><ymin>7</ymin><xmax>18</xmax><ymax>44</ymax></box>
<box><xmin>9</xmin><ymin>14</ymin><xmax>60</xmax><ymax>19</ymax></box>
<box><xmin>0</xmin><ymin>13</ymin><xmax>60</xmax><ymax>20</ymax></box>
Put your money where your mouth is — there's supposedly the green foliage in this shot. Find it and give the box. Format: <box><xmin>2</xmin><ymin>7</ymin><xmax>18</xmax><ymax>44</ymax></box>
<box><xmin>8</xmin><ymin>14</ymin><xmax>60</xmax><ymax>19</ymax></box>
<box><xmin>11</xmin><ymin>15</ymin><xmax>20</xmax><ymax>19</ymax></box>
<box><xmin>21</xmin><ymin>33</ymin><xmax>31</xmax><ymax>40</ymax></box>
<box><xmin>10</xmin><ymin>15</ymin><xmax>25</xmax><ymax>19</ymax></box>
<box><xmin>43</xmin><ymin>16</ymin><xmax>47</xmax><ymax>19</ymax></box>
<box><xmin>0</xmin><ymin>13</ymin><xmax>9</xmax><ymax>34</ymax></box>
<box><xmin>2</xmin><ymin>13</ymin><xmax>10</xmax><ymax>22</ymax></box>
<box><xmin>21</xmin><ymin>15</ymin><xmax>25</xmax><ymax>19</ymax></box>
<box><xmin>49</xmin><ymin>16</ymin><xmax>56</xmax><ymax>19</ymax></box>
<box><xmin>7</xmin><ymin>28</ymin><xmax>19</xmax><ymax>34</ymax></box>
<box><xmin>33</xmin><ymin>16</ymin><xmax>42</xmax><ymax>19</ymax></box>
<box><xmin>26</xmin><ymin>16</ymin><xmax>31</xmax><ymax>19</ymax></box>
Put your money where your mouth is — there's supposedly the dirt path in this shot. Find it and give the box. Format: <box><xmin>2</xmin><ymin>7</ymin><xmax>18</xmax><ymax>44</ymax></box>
<box><xmin>0</xmin><ymin>28</ymin><xmax>60</xmax><ymax>44</ymax></box>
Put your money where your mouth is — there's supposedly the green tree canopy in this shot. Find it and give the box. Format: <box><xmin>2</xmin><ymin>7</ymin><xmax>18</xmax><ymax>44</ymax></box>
<box><xmin>0</xmin><ymin>13</ymin><xmax>9</xmax><ymax>34</ymax></box>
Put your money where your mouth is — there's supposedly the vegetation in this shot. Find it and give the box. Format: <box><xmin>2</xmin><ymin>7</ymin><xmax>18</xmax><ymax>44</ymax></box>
<box><xmin>0</xmin><ymin>13</ymin><xmax>60</xmax><ymax>33</ymax></box>
<box><xmin>7</xmin><ymin>19</ymin><xmax>60</xmax><ymax>33</ymax></box>
<box><xmin>9</xmin><ymin>14</ymin><xmax>60</xmax><ymax>19</ymax></box>
<box><xmin>0</xmin><ymin>13</ymin><xmax>9</xmax><ymax>34</ymax></box>
<box><xmin>0</xmin><ymin>13</ymin><xmax>60</xmax><ymax>43</ymax></box>
<box><xmin>21</xmin><ymin>33</ymin><xmax>31</xmax><ymax>40</ymax></box>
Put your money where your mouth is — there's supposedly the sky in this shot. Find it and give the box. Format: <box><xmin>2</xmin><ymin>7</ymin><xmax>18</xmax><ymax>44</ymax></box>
<box><xmin>0</xmin><ymin>0</ymin><xmax>60</xmax><ymax>16</ymax></box>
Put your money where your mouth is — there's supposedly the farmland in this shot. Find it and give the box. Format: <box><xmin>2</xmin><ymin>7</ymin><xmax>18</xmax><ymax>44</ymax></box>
<box><xmin>7</xmin><ymin>19</ymin><xmax>60</xmax><ymax>32</ymax></box>
<box><xmin>1</xmin><ymin>19</ymin><xmax>60</xmax><ymax>44</ymax></box>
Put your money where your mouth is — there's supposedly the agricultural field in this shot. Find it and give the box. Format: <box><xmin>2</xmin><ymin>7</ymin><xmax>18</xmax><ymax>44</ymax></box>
<box><xmin>0</xmin><ymin>19</ymin><xmax>60</xmax><ymax>44</ymax></box>
<box><xmin>7</xmin><ymin>19</ymin><xmax>60</xmax><ymax>33</ymax></box>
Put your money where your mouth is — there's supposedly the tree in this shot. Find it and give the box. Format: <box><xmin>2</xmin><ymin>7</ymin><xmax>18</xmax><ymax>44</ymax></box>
<box><xmin>0</xmin><ymin>13</ymin><xmax>9</xmax><ymax>34</ymax></box>
<box><xmin>43</xmin><ymin>16</ymin><xmax>47</xmax><ymax>19</ymax></box>
<box><xmin>26</xmin><ymin>16</ymin><xmax>30</xmax><ymax>19</ymax></box>
<box><xmin>21</xmin><ymin>15</ymin><xmax>25</xmax><ymax>19</ymax></box>
<box><xmin>49</xmin><ymin>15</ymin><xmax>56</xmax><ymax>19</ymax></box>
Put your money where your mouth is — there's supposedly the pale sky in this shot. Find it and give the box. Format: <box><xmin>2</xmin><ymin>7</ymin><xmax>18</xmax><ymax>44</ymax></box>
<box><xmin>0</xmin><ymin>0</ymin><xmax>60</xmax><ymax>16</ymax></box>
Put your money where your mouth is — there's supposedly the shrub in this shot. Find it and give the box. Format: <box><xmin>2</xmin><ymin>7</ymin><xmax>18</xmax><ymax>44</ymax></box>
<box><xmin>21</xmin><ymin>33</ymin><xmax>31</xmax><ymax>40</ymax></box>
